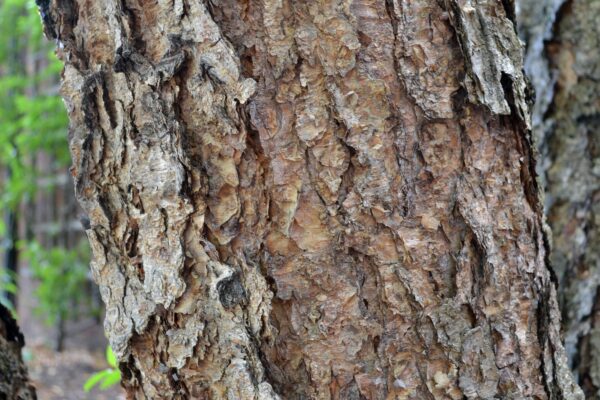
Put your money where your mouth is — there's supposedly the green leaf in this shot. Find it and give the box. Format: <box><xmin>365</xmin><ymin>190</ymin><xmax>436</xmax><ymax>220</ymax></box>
<box><xmin>83</xmin><ymin>369</ymin><xmax>111</xmax><ymax>392</ymax></box>
<box><xmin>99</xmin><ymin>369</ymin><xmax>121</xmax><ymax>389</ymax></box>
<box><xmin>84</xmin><ymin>346</ymin><xmax>122</xmax><ymax>392</ymax></box>
<box><xmin>106</xmin><ymin>346</ymin><xmax>118</xmax><ymax>368</ymax></box>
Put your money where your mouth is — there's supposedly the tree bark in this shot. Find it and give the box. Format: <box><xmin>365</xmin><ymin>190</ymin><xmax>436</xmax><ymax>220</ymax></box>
<box><xmin>0</xmin><ymin>304</ymin><xmax>37</xmax><ymax>400</ymax></box>
<box><xmin>518</xmin><ymin>0</ymin><xmax>600</xmax><ymax>397</ymax></box>
<box><xmin>39</xmin><ymin>0</ymin><xmax>583</xmax><ymax>398</ymax></box>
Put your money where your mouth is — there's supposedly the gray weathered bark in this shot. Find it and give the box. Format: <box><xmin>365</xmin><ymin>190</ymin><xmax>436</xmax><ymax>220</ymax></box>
<box><xmin>40</xmin><ymin>0</ymin><xmax>583</xmax><ymax>398</ymax></box>
<box><xmin>0</xmin><ymin>304</ymin><xmax>37</xmax><ymax>400</ymax></box>
<box><xmin>518</xmin><ymin>0</ymin><xmax>600</xmax><ymax>397</ymax></box>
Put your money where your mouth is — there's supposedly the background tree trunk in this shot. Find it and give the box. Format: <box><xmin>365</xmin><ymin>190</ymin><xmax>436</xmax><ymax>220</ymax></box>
<box><xmin>40</xmin><ymin>0</ymin><xmax>583</xmax><ymax>398</ymax></box>
<box><xmin>518</xmin><ymin>0</ymin><xmax>600</xmax><ymax>397</ymax></box>
<box><xmin>0</xmin><ymin>304</ymin><xmax>37</xmax><ymax>399</ymax></box>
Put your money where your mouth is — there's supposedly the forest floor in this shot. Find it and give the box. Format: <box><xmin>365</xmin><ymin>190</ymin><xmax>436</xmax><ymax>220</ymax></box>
<box><xmin>17</xmin><ymin>266</ymin><xmax>125</xmax><ymax>400</ymax></box>
<box><xmin>26</xmin><ymin>343</ymin><xmax>125</xmax><ymax>400</ymax></box>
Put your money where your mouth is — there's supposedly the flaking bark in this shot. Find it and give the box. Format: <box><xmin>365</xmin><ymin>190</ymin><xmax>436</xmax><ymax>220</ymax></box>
<box><xmin>40</xmin><ymin>0</ymin><xmax>582</xmax><ymax>398</ymax></box>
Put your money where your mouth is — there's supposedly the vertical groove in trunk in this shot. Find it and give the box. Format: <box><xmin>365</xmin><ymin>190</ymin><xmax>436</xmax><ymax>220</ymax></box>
<box><xmin>518</xmin><ymin>0</ymin><xmax>600</xmax><ymax>397</ymax></box>
<box><xmin>0</xmin><ymin>304</ymin><xmax>37</xmax><ymax>400</ymax></box>
<box><xmin>41</xmin><ymin>0</ymin><xmax>582</xmax><ymax>398</ymax></box>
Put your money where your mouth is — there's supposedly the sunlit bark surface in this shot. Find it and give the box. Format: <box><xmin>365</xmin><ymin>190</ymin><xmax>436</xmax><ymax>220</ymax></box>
<box><xmin>40</xmin><ymin>0</ymin><xmax>582</xmax><ymax>398</ymax></box>
<box><xmin>519</xmin><ymin>0</ymin><xmax>600</xmax><ymax>397</ymax></box>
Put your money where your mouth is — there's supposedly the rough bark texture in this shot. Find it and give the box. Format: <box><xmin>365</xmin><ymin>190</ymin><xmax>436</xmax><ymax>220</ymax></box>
<box><xmin>518</xmin><ymin>0</ymin><xmax>600</xmax><ymax>397</ymax></box>
<box><xmin>0</xmin><ymin>304</ymin><xmax>37</xmax><ymax>400</ymax></box>
<box><xmin>40</xmin><ymin>0</ymin><xmax>583</xmax><ymax>398</ymax></box>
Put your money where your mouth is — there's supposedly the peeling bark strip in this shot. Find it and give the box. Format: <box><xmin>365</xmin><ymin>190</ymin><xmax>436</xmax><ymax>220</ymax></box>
<box><xmin>518</xmin><ymin>0</ymin><xmax>600</xmax><ymax>397</ymax></box>
<box><xmin>442</xmin><ymin>0</ymin><xmax>533</xmax><ymax>128</ymax></box>
<box><xmin>0</xmin><ymin>304</ymin><xmax>37</xmax><ymax>399</ymax></box>
<box><xmin>39</xmin><ymin>0</ymin><xmax>582</xmax><ymax>398</ymax></box>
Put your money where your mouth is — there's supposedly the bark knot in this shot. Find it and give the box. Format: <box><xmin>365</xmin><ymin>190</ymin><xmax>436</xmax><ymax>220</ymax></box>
<box><xmin>217</xmin><ymin>273</ymin><xmax>247</xmax><ymax>309</ymax></box>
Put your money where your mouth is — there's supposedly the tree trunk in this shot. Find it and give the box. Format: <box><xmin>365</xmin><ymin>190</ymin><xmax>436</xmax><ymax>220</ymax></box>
<box><xmin>39</xmin><ymin>0</ymin><xmax>583</xmax><ymax>398</ymax></box>
<box><xmin>518</xmin><ymin>0</ymin><xmax>600</xmax><ymax>397</ymax></box>
<box><xmin>0</xmin><ymin>304</ymin><xmax>37</xmax><ymax>399</ymax></box>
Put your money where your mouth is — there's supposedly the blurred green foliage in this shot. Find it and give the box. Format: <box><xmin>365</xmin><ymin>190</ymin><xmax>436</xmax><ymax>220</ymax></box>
<box><xmin>21</xmin><ymin>240</ymin><xmax>92</xmax><ymax>327</ymax></box>
<box><xmin>0</xmin><ymin>0</ymin><xmax>69</xmax><ymax>224</ymax></box>
<box><xmin>0</xmin><ymin>0</ymin><xmax>94</xmax><ymax>333</ymax></box>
